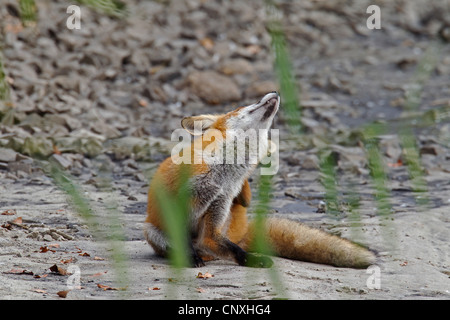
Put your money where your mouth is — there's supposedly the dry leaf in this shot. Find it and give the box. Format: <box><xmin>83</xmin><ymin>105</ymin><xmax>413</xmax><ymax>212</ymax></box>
<box><xmin>12</xmin><ymin>217</ymin><xmax>22</xmax><ymax>224</ymax></box>
<box><xmin>90</xmin><ymin>271</ymin><xmax>107</xmax><ymax>277</ymax></box>
<box><xmin>196</xmin><ymin>287</ymin><xmax>205</xmax><ymax>293</ymax></box>
<box><xmin>97</xmin><ymin>283</ymin><xmax>112</xmax><ymax>290</ymax></box>
<box><xmin>93</xmin><ymin>256</ymin><xmax>105</xmax><ymax>261</ymax></box>
<box><xmin>138</xmin><ymin>99</ymin><xmax>148</xmax><ymax>107</ymax></box>
<box><xmin>40</xmin><ymin>246</ymin><xmax>49</xmax><ymax>253</ymax></box>
<box><xmin>57</xmin><ymin>290</ymin><xmax>70</xmax><ymax>298</ymax></box>
<box><xmin>39</xmin><ymin>246</ymin><xmax>57</xmax><ymax>253</ymax></box>
<box><xmin>245</xmin><ymin>44</ymin><xmax>261</xmax><ymax>55</ymax></box>
<box><xmin>33</xmin><ymin>289</ymin><xmax>47</xmax><ymax>294</ymax></box>
<box><xmin>74</xmin><ymin>246</ymin><xmax>84</xmax><ymax>253</ymax></box>
<box><xmin>4</xmin><ymin>22</ymin><xmax>24</xmax><ymax>34</ymax></box>
<box><xmin>1</xmin><ymin>223</ymin><xmax>12</xmax><ymax>230</ymax></box>
<box><xmin>5</xmin><ymin>268</ymin><xmax>34</xmax><ymax>276</ymax></box>
<box><xmin>196</xmin><ymin>272</ymin><xmax>214</xmax><ymax>279</ymax></box>
<box><xmin>53</xmin><ymin>145</ymin><xmax>62</xmax><ymax>155</ymax></box>
<box><xmin>49</xmin><ymin>264</ymin><xmax>69</xmax><ymax>275</ymax></box>
<box><xmin>200</xmin><ymin>37</ymin><xmax>214</xmax><ymax>50</ymax></box>
<box><xmin>97</xmin><ymin>283</ymin><xmax>120</xmax><ymax>291</ymax></box>
<box><xmin>1</xmin><ymin>209</ymin><xmax>16</xmax><ymax>215</ymax></box>
<box><xmin>387</xmin><ymin>159</ymin><xmax>403</xmax><ymax>167</ymax></box>
<box><xmin>60</xmin><ymin>258</ymin><xmax>74</xmax><ymax>264</ymax></box>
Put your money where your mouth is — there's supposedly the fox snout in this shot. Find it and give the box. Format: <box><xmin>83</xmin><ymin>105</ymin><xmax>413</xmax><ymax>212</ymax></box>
<box><xmin>249</xmin><ymin>92</ymin><xmax>280</xmax><ymax>120</ymax></box>
<box><xmin>252</xmin><ymin>91</ymin><xmax>279</xmax><ymax>112</ymax></box>
<box><xmin>261</xmin><ymin>95</ymin><xmax>279</xmax><ymax>121</ymax></box>
<box><xmin>225</xmin><ymin>91</ymin><xmax>280</xmax><ymax>132</ymax></box>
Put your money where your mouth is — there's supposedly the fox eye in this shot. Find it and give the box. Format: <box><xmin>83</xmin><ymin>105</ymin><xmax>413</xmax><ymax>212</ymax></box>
<box><xmin>181</xmin><ymin>115</ymin><xmax>218</xmax><ymax>135</ymax></box>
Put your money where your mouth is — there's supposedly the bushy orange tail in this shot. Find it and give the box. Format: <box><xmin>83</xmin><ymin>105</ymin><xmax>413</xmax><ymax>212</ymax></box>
<box><xmin>244</xmin><ymin>218</ymin><xmax>376</xmax><ymax>269</ymax></box>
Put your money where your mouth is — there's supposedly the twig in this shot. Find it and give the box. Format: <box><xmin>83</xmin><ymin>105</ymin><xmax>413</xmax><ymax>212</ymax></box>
<box><xmin>7</xmin><ymin>221</ymin><xmax>30</xmax><ymax>230</ymax></box>
<box><xmin>50</xmin><ymin>228</ymin><xmax>74</xmax><ymax>240</ymax></box>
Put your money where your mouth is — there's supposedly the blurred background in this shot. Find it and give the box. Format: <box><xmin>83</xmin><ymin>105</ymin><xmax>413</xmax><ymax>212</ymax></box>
<box><xmin>0</xmin><ymin>0</ymin><xmax>448</xmax><ymax>162</ymax></box>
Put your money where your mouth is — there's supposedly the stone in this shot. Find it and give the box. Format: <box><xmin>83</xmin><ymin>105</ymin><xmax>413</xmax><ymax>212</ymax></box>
<box><xmin>187</xmin><ymin>71</ymin><xmax>241</xmax><ymax>104</ymax></box>
<box><xmin>0</xmin><ymin>148</ymin><xmax>17</xmax><ymax>162</ymax></box>
<box><xmin>50</xmin><ymin>154</ymin><xmax>72</xmax><ymax>170</ymax></box>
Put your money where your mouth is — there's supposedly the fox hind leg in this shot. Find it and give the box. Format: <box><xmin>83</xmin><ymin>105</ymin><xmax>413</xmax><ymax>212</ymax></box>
<box><xmin>200</xmin><ymin>195</ymin><xmax>273</xmax><ymax>268</ymax></box>
<box><xmin>144</xmin><ymin>222</ymin><xmax>206</xmax><ymax>267</ymax></box>
<box><xmin>202</xmin><ymin>230</ymin><xmax>273</xmax><ymax>268</ymax></box>
<box><xmin>143</xmin><ymin>222</ymin><xmax>169</xmax><ymax>257</ymax></box>
<box><xmin>189</xmin><ymin>238</ymin><xmax>206</xmax><ymax>267</ymax></box>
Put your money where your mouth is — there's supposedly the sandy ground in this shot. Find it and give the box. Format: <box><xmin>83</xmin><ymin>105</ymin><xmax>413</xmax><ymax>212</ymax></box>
<box><xmin>1</xmin><ymin>165</ymin><xmax>449</xmax><ymax>300</ymax></box>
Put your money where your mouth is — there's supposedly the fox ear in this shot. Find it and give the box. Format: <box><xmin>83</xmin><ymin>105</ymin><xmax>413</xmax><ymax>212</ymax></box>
<box><xmin>181</xmin><ymin>115</ymin><xmax>219</xmax><ymax>135</ymax></box>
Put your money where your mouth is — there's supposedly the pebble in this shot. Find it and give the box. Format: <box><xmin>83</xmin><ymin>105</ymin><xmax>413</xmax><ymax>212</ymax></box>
<box><xmin>50</xmin><ymin>154</ymin><xmax>72</xmax><ymax>170</ymax></box>
<box><xmin>0</xmin><ymin>148</ymin><xmax>17</xmax><ymax>162</ymax></box>
<box><xmin>187</xmin><ymin>70</ymin><xmax>241</xmax><ymax>104</ymax></box>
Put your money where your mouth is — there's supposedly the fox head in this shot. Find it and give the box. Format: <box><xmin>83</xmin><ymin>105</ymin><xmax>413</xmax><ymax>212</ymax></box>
<box><xmin>181</xmin><ymin>92</ymin><xmax>280</xmax><ymax>135</ymax></box>
<box><xmin>173</xmin><ymin>92</ymin><xmax>279</xmax><ymax>174</ymax></box>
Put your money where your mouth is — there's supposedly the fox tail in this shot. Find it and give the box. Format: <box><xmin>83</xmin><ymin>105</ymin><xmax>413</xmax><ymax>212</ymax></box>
<box><xmin>243</xmin><ymin>217</ymin><xmax>376</xmax><ymax>269</ymax></box>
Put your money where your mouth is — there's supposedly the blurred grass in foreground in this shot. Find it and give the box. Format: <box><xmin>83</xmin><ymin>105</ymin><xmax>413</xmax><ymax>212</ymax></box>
<box><xmin>265</xmin><ymin>0</ymin><xmax>302</xmax><ymax>135</ymax></box>
<box><xmin>151</xmin><ymin>166</ymin><xmax>192</xmax><ymax>298</ymax></box>
<box><xmin>318</xmin><ymin>150</ymin><xmax>340</xmax><ymax>217</ymax></box>
<box><xmin>16</xmin><ymin>0</ymin><xmax>126</xmax><ymax>23</ymax></box>
<box><xmin>48</xmin><ymin>159</ymin><xmax>129</xmax><ymax>296</ymax></box>
<box><xmin>397</xmin><ymin>43</ymin><xmax>441</xmax><ymax>206</ymax></box>
<box><xmin>250</xmin><ymin>173</ymin><xmax>288</xmax><ymax>298</ymax></box>
<box><xmin>151</xmin><ymin>166</ymin><xmax>191</xmax><ymax>269</ymax></box>
<box><xmin>0</xmin><ymin>53</ymin><xmax>10</xmax><ymax>103</ymax></box>
<box><xmin>0</xmin><ymin>51</ymin><xmax>15</xmax><ymax>126</ymax></box>
<box><xmin>363</xmin><ymin>123</ymin><xmax>392</xmax><ymax>217</ymax></box>
<box><xmin>74</xmin><ymin>0</ymin><xmax>127</xmax><ymax>18</ymax></box>
<box><xmin>19</xmin><ymin>0</ymin><xmax>37</xmax><ymax>27</ymax></box>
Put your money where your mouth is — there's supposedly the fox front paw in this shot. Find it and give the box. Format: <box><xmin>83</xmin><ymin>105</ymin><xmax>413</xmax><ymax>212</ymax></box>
<box><xmin>191</xmin><ymin>253</ymin><xmax>206</xmax><ymax>268</ymax></box>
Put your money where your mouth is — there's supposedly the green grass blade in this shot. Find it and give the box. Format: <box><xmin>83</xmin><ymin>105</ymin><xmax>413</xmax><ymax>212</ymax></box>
<box><xmin>19</xmin><ymin>0</ymin><xmax>37</xmax><ymax>26</ymax></box>
<box><xmin>151</xmin><ymin>166</ymin><xmax>191</xmax><ymax>269</ymax></box>
<box><xmin>265</xmin><ymin>0</ymin><xmax>301</xmax><ymax>135</ymax></box>
<box><xmin>47</xmin><ymin>160</ymin><xmax>129</xmax><ymax>296</ymax></box>
<box><xmin>75</xmin><ymin>0</ymin><xmax>127</xmax><ymax>18</ymax></box>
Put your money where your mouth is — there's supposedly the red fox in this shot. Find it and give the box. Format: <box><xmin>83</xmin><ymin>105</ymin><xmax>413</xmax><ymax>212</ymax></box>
<box><xmin>144</xmin><ymin>92</ymin><xmax>376</xmax><ymax>268</ymax></box>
